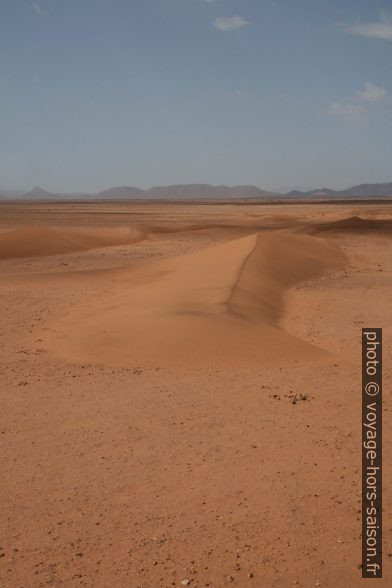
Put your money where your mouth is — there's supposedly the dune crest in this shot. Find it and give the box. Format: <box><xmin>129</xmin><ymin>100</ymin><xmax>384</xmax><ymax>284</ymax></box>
<box><xmin>227</xmin><ymin>231</ymin><xmax>345</xmax><ymax>323</ymax></box>
<box><xmin>43</xmin><ymin>231</ymin><xmax>346</xmax><ymax>368</ymax></box>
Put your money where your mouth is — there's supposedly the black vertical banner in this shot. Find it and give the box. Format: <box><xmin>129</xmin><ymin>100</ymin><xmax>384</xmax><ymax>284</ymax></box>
<box><xmin>362</xmin><ymin>328</ymin><xmax>382</xmax><ymax>578</ymax></box>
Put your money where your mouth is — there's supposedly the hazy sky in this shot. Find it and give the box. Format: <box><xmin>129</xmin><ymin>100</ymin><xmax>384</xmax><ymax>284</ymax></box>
<box><xmin>1</xmin><ymin>0</ymin><xmax>391</xmax><ymax>192</ymax></box>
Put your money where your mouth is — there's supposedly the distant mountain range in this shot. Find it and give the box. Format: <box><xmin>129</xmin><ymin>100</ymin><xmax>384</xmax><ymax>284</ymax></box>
<box><xmin>286</xmin><ymin>182</ymin><xmax>392</xmax><ymax>198</ymax></box>
<box><xmin>1</xmin><ymin>182</ymin><xmax>392</xmax><ymax>200</ymax></box>
<box><xmin>0</xmin><ymin>184</ymin><xmax>273</xmax><ymax>200</ymax></box>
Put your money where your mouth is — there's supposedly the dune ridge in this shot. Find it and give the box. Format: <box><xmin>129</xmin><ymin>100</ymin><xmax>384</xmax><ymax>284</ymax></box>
<box><xmin>227</xmin><ymin>231</ymin><xmax>345</xmax><ymax>324</ymax></box>
<box><xmin>302</xmin><ymin>215</ymin><xmax>392</xmax><ymax>234</ymax></box>
<box><xmin>1</xmin><ymin>214</ymin><xmax>389</xmax><ymax>261</ymax></box>
<box><xmin>0</xmin><ymin>225</ymin><xmax>149</xmax><ymax>259</ymax></box>
<box><xmin>0</xmin><ymin>223</ymin><xmax>250</xmax><ymax>261</ymax></box>
<box><xmin>0</xmin><ymin>223</ymin><xmax>248</xmax><ymax>260</ymax></box>
<box><xmin>43</xmin><ymin>230</ymin><xmax>346</xmax><ymax>368</ymax></box>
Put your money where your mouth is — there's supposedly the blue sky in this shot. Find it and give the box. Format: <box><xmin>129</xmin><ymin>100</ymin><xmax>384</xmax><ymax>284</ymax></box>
<box><xmin>1</xmin><ymin>0</ymin><xmax>391</xmax><ymax>192</ymax></box>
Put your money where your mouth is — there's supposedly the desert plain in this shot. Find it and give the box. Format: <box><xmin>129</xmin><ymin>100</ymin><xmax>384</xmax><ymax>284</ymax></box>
<box><xmin>0</xmin><ymin>200</ymin><xmax>391</xmax><ymax>587</ymax></box>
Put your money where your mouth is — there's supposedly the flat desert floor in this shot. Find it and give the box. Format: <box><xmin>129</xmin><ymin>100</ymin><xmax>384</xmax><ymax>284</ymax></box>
<box><xmin>0</xmin><ymin>201</ymin><xmax>391</xmax><ymax>587</ymax></box>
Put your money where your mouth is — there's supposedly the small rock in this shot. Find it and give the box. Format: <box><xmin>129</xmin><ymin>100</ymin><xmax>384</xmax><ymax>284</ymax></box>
<box><xmin>181</xmin><ymin>580</ymin><xmax>191</xmax><ymax>586</ymax></box>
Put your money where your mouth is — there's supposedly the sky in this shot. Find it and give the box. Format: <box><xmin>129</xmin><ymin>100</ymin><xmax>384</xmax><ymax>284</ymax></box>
<box><xmin>1</xmin><ymin>0</ymin><xmax>391</xmax><ymax>193</ymax></box>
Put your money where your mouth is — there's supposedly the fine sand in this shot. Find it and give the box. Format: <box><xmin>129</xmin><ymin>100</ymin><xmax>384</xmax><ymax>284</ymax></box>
<box><xmin>0</xmin><ymin>201</ymin><xmax>391</xmax><ymax>587</ymax></box>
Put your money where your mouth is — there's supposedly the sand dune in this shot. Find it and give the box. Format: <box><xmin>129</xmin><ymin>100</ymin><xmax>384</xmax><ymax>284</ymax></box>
<box><xmin>3</xmin><ymin>214</ymin><xmax>385</xmax><ymax>261</ymax></box>
<box><xmin>44</xmin><ymin>230</ymin><xmax>346</xmax><ymax>368</ymax></box>
<box><xmin>0</xmin><ymin>225</ymin><xmax>149</xmax><ymax>259</ymax></box>
<box><xmin>0</xmin><ymin>223</ymin><xmax>257</xmax><ymax>260</ymax></box>
<box><xmin>0</xmin><ymin>221</ymin><xmax>275</xmax><ymax>261</ymax></box>
<box><xmin>304</xmin><ymin>215</ymin><xmax>392</xmax><ymax>234</ymax></box>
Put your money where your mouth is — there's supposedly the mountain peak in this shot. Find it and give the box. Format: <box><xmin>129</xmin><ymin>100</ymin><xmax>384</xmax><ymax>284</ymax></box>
<box><xmin>24</xmin><ymin>186</ymin><xmax>55</xmax><ymax>198</ymax></box>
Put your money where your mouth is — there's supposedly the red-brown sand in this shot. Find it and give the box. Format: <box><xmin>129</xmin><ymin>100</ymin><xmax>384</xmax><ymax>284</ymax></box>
<box><xmin>0</xmin><ymin>201</ymin><xmax>391</xmax><ymax>587</ymax></box>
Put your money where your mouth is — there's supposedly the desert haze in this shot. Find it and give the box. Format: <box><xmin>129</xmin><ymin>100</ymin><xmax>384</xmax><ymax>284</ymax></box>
<box><xmin>0</xmin><ymin>200</ymin><xmax>391</xmax><ymax>587</ymax></box>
